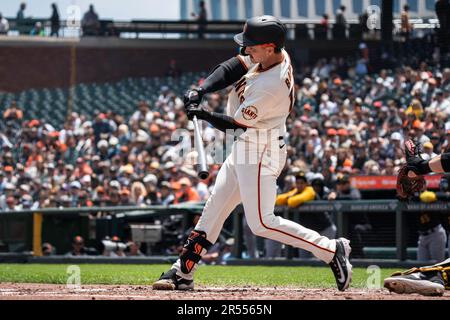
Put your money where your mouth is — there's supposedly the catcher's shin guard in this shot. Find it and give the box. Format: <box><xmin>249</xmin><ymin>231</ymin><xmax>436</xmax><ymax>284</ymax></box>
<box><xmin>180</xmin><ymin>230</ymin><xmax>213</xmax><ymax>274</ymax></box>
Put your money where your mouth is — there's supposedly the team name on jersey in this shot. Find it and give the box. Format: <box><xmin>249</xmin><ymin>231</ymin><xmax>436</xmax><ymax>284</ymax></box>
<box><xmin>241</xmin><ymin>106</ymin><xmax>258</xmax><ymax>120</ymax></box>
<box><xmin>285</xmin><ymin>64</ymin><xmax>295</xmax><ymax>112</ymax></box>
<box><xmin>234</xmin><ymin>77</ymin><xmax>246</xmax><ymax>104</ymax></box>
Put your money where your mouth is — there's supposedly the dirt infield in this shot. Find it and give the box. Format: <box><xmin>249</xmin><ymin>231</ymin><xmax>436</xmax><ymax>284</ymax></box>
<box><xmin>0</xmin><ymin>283</ymin><xmax>449</xmax><ymax>300</ymax></box>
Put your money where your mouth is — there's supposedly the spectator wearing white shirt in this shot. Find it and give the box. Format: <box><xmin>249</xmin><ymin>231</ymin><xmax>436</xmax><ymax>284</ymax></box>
<box><xmin>421</xmin><ymin>141</ymin><xmax>438</xmax><ymax>161</ymax></box>
<box><xmin>0</xmin><ymin>13</ymin><xmax>9</xmax><ymax>34</ymax></box>
<box><xmin>429</xmin><ymin>89</ymin><xmax>450</xmax><ymax>116</ymax></box>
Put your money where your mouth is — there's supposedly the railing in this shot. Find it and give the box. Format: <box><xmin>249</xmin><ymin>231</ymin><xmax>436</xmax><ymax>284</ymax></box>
<box><xmin>0</xmin><ymin>200</ymin><xmax>447</xmax><ymax>262</ymax></box>
<box><xmin>2</xmin><ymin>17</ymin><xmax>441</xmax><ymax>40</ymax></box>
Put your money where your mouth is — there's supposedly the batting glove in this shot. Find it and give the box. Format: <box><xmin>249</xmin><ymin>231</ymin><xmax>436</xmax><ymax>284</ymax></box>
<box><xmin>184</xmin><ymin>88</ymin><xmax>205</xmax><ymax>108</ymax></box>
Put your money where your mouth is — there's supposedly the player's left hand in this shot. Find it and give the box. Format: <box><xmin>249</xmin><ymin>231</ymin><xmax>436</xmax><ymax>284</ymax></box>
<box><xmin>184</xmin><ymin>88</ymin><xmax>204</xmax><ymax>108</ymax></box>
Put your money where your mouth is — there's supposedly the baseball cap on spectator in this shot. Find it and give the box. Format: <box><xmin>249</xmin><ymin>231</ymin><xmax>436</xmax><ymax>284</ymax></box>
<box><xmin>327</xmin><ymin>128</ymin><xmax>337</xmax><ymax>136</ymax></box>
<box><xmin>65</xmin><ymin>164</ymin><xmax>74</xmax><ymax>171</ymax></box>
<box><xmin>161</xmin><ymin>181</ymin><xmax>172</xmax><ymax>189</ymax></box>
<box><xmin>373</xmin><ymin>101</ymin><xmax>382</xmax><ymax>108</ymax></box>
<box><xmin>150</xmin><ymin>124</ymin><xmax>159</xmax><ymax>133</ymax></box>
<box><xmin>97</xmin><ymin>139</ymin><xmax>108</xmax><ymax>149</ymax></box>
<box><xmin>321</xmin><ymin>94</ymin><xmax>329</xmax><ymax>102</ymax></box>
<box><xmin>171</xmin><ymin>181</ymin><xmax>181</xmax><ymax>190</ymax></box>
<box><xmin>310</xmin><ymin>129</ymin><xmax>319</xmax><ymax>136</ymax></box>
<box><xmin>121</xmin><ymin>164</ymin><xmax>134</xmax><ymax>175</ymax></box>
<box><xmin>42</xmin><ymin>182</ymin><xmax>52</xmax><ymax>190</ymax></box>
<box><xmin>81</xmin><ymin>175</ymin><xmax>91</xmax><ymax>184</ymax></box>
<box><xmin>333</xmin><ymin>78</ymin><xmax>342</xmax><ymax>85</ymax></box>
<box><xmin>92</xmin><ymin>155</ymin><xmax>101</xmax><ymax>162</ymax></box>
<box><xmin>109</xmin><ymin>136</ymin><xmax>119</xmax><ymax>146</ymax></box>
<box><xmin>305</xmin><ymin>172</ymin><xmax>315</xmax><ymax>183</ymax></box>
<box><xmin>4</xmin><ymin>183</ymin><xmax>15</xmax><ymax>190</ymax></box>
<box><xmin>19</xmin><ymin>184</ymin><xmax>31</xmax><ymax>193</ymax></box>
<box><xmin>303</xmin><ymin>103</ymin><xmax>312</xmax><ymax>111</ymax></box>
<box><xmin>164</xmin><ymin>161</ymin><xmax>175</xmax><ymax>170</ymax></box>
<box><xmin>303</xmin><ymin>78</ymin><xmax>312</xmax><ymax>85</ymax></box>
<box><xmin>420</xmin><ymin>71</ymin><xmax>429</xmax><ymax>80</ymax></box>
<box><xmin>412</xmin><ymin>120</ymin><xmax>423</xmax><ymax>129</ymax></box>
<box><xmin>143</xmin><ymin>174</ymin><xmax>158</xmax><ymax>185</ymax></box>
<box><xmin>4</xmin><ymin>166</ymin><xmax>13</xmax><ymax>173</ymax></box>
<box><xmin>120</xmin><ymin>189</ymin><xmax>130</xmax><ymax>196</ymax></box>
<box><xmin>423</xmin><ymin>142</ymin><xmax>434</xmax><ymax>149</ymax></box>
<box><xmin>28</xmin><ymin>119</ymin><xmax>40</xmax><ymax>128</ymax></box>
<box><xmin>109</xmin><ymin>180</ymin><xmax>121</xmax><ymax>189</ymax></box>
<box><xmin>95</xmin><ymin>186</ymin><xmax>105</xmax><ymax>194</ymax></box>
<box><xmin>120</xmin><ymin>145</ymin><xmax>129</xmax><ymax>153</ymax></box>
<box><xmin>343</xmin><ymin>159</ymin><xmax>353</xmax><ymax>168</ymax></box>
<box><xmin>21</xmin><ymin>194</ymin><xmax>33</xmax><ymax>205</ymax></box>
<box><xmin>179</xmin><ymin>177</ymin><xmax>192</xmax><ymax>187</ymax></box>
<box><xmin>135</xmin><ymin>130</ymin><xmax>149</xmax><ymax>143</ymax></box>
<box><xmin>70</xmin><ymin>181</ymin><xmax>81</xmax><ymax>189</ymax></box>
<box><xmin>337</xmin><ymin>128</ymin><xmax>348</xmax><ymax>136</ymax></box>
<box><xmin>150</xmin><ymin>161</ymin><xmax>160</xmax><ymax>169</ymax></box>
<box><xmin>59</xmin><ymin>194</ymin><xmax>71</xmax><ymax>203</ymax></box>
<box><xmin>118</xmin><ymin>124</ymin><xmax>129</xmax><ymax>135</ymax></box>
<box><xmin>390</xmin><ymin>132</ymin><xmax>402</xmax><ymax>141</ymax></box>
<box><xmin>308</xmin><ymin>173</ymin><xmax>324</xmax><ymax>186</ymax></box>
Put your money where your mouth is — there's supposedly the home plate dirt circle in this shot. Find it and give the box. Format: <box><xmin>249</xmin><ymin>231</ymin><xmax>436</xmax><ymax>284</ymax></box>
<box><xmin>0</xmin><ymin>283</ymin><xmax>449</xmax><ymax>300</ymax></box>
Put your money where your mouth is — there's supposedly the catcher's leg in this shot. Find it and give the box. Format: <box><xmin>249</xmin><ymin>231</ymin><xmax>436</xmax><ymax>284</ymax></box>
<box><xmin>417</xmin><ymin>235</ymin><xmax>431</xmax><ymax>261</ymax></box>
<box><xmin>429</xmin><ymin>226</ymin><xmax>447</xmax><ymax>262</ymax></box>
<box><xmin>384</xmin><ymin>258</ymin><xmax>450</xmax><ymax>296</ymax></box>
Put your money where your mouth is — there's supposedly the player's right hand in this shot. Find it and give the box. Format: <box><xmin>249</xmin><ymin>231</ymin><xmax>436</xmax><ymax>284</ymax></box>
<box><xmin>184</xmin><ymin>88</ymin><xmax>204</xmax><ymax>108</ymax></box>
<box><xmin>185</xmin><ymin>104</ymin><xmax>208</xmax><ymax>121</ymax></box>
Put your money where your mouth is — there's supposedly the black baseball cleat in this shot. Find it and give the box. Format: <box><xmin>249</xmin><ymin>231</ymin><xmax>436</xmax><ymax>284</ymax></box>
<box><xmin>384</xmin><ymin>271</ymin><xmax>445</xmax><ymax>296</ymax></box>
<box><xmin>152</xmin><ymin>268</ymin><xmax>194</xmax><ymax>291</ymax></box>
<box><xmin>329</xmin><ymin>238</ymin><xmax>353</xmax><ymax>291</ymax></box>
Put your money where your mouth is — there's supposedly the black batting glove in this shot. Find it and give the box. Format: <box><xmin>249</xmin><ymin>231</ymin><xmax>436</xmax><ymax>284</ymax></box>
<box><xmin>185</xmin><ymin>104</ymin><xmax>210</xmax><ymax>121</ymax></box>
<box><xmin>184</xmin><ymin>88</ymin><xmax>205</xmax><ymax>108</ymax></box>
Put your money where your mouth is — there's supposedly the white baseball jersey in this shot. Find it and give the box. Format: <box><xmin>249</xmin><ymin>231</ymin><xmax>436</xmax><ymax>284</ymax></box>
<box><xmin>172</xmin><ymin>49</ymin><xmax>337</xmax><ymax>280</ymax></box>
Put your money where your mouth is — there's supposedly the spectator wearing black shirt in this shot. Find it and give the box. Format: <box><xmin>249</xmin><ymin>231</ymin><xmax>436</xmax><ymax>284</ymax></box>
<box><xmin>50</xmin><ymin>3</ymin><xmax>60</xmax><ymax>37</ymax></box>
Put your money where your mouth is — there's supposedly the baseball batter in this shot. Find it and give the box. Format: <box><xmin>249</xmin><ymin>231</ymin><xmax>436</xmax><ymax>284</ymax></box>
<box><xmin>153</xmin><ymin>16</ymin><xmax>352</xmax><ymax>291</ymax></box>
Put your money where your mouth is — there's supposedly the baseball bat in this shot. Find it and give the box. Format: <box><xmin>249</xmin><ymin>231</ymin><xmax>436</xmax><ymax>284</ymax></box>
<box><xmin>192</xmin><ymin>115</ymin><xmax>209</xmax><ymax>180</ymax></box>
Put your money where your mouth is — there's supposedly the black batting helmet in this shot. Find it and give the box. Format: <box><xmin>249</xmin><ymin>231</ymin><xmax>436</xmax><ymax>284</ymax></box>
<box><xmin>234</xmin><ymin>15</ymin><xmax>287</xmax><ymax>49</ymax></box>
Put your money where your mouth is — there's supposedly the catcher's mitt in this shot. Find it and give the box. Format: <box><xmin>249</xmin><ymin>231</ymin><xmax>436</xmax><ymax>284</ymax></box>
<box><xmin>396</xmin><ymin>164</ymin><xmax>425</xmax><ymax>201</ymax></box>
<box><xmin>396</xmin><ymin>139</ymin><xmax>426</xmax><ymax>201</ymax></box>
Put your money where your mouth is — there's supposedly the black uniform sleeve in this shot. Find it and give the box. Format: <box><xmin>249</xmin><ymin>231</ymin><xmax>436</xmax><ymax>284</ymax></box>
<box><xmin>201</xmin><ymin>56</ymin><xmax>247</xmax><ymax>93</ymax></box>
<box><xmin>202</xmin><ymin>111</ymin><xmax>247</xmax><ymax>133</ymax></box>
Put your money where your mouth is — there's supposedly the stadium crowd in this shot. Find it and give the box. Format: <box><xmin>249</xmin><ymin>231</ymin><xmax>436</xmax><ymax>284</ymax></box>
<box><xmin>1</xmin><ymin>43</ymin><xmax>450</xmax><ymax>213</ymax></box>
